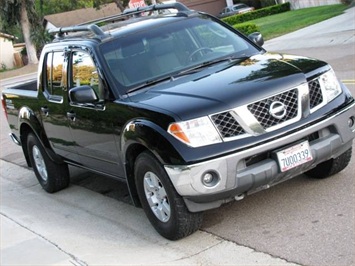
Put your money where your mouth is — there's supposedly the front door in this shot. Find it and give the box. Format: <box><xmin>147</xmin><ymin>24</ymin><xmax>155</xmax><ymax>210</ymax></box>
<box><xmin>67</xmin><ymin>49</ymin><xmax>123</xmax><ymax>177</ymax></box>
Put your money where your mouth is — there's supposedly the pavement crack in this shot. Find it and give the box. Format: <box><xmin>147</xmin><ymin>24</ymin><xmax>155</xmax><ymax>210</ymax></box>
<box><xmin>166</xmin><ymin>234</ymin><xmax>224</xmax><ymax>263</ymax></box>
<box><xmin>1</xmin><ymin>212</ymin><xmax>88</xmax><ymax>266</ymax></box>
<box><xmin>200</xmin><ymin>229</ymin><xmax>302</xmax><ymax>266</ymax></box>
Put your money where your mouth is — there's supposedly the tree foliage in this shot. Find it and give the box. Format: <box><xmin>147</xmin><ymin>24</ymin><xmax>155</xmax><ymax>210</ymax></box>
<box><xmin>34</xmin><ymin>0</ymin><xmax>131</xmax><ymax>17</ymax></box>
<box><xmin>0</xmin><ymin>0</ymin><xmax>142</xmax><ymax>65</ymax></box>
<box><xmin>0</xmin><ymin>0</ymin><xmax>40</xmax><ymax>64</ymax></box>
<box><xmin>0</xmin><ymin>0</ymin><xmax>40</xmax><ymax>33</ymax></box>
<box><xmin>35</xmin><ymin>0</ymin><xmax>93</xmax><ymax>17</ymax></box>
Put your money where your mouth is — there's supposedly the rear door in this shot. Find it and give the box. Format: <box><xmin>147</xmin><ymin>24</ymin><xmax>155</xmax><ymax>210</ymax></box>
<box><xmin>40</xmin><ymin>49</ymin><xmax>79</xmax><ymax>162</ymax></box>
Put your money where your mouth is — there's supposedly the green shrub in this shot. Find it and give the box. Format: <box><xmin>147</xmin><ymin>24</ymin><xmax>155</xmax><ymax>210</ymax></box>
<box><xmin>222</xmin><ymin>2</ymin><xmax>290</xmax><ymax>26</ymax></box>
<box><xmin>233</xmin><ymin>22</ymin><xmax>259</xmax><ymax>35</ymax></box>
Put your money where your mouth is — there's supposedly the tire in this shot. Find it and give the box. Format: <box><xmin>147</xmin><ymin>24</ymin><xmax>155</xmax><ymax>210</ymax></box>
<box><xmin>305</xmin><ymin>147</ymin><xmax>352</xmax><ymax>179</ymax></box>
<box><xmin>134</xmin><ymin>151</ymin><xmax>203</xmax><ymax>240</ymax></box>
<box><xmin>27</xmin><ymin>133</ymin><xmax>69</xmax><ymax>193</ymax></box>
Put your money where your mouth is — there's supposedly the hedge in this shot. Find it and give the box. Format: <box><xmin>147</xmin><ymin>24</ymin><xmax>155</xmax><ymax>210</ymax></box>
<box><xmin>222</xmin><ymin>2</ymin><xmax>290</xmax><ymax>26</ymax></box>
<box><xmin>233</xmin><ymin>22</ymin><xmax>259</xmax><ymax>36</ymax></box>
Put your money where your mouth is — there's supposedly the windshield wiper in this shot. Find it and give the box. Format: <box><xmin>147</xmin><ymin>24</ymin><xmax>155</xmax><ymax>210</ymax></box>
<box><xmin>126</xmin><ymin>56</ymin><xmax>249</xmax><ymax>94</ymax></box>
<box><xmin>174</xmin><ymin>55</ymin><xmax>249</xmax><ymax>78</ymax></box>
<box><xmin>126</xmin><ymin>76</ymin><xmax>172</xmax><ymax>94</ymax></box>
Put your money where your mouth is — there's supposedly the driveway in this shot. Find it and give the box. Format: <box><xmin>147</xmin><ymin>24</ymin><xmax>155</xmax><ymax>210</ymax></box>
<box><xmin>202</xmin><ymin>6</ymin><xmax>355</xmax><ymax>266</ymax></box>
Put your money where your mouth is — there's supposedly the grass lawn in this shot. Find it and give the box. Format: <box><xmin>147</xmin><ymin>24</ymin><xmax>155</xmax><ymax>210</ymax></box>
<box><xmin>250</xmin><ymin>4</ymin><xmax>348</xmax><ymax>40</ymax></box>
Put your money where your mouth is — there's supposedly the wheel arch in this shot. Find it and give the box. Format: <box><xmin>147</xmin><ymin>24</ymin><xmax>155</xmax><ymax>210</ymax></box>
<box><xmin>18</xmin><ymin>107</ymin><xmax>63</xmax><ymax>166</ymax></box>
<box><xmin>121</xmin><ymin>119</ymin><xmax>185</xmax><ymax>207</ymax></box>
<box><xmin>124</xmin><ymin>143</ymin><xmax>147</xmax><ymax>207</ymax></box>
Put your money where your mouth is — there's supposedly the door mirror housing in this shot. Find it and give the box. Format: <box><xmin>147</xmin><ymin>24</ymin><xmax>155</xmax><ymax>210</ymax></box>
<box><xmin>248</xmin><ymin>32</ymin><xmax>264</xmax><ymax>47</ymax></box>
<box><xmin>69</xmin><ymin>85</ymin><xmax>99</xmax><ymax>104</ymax></box>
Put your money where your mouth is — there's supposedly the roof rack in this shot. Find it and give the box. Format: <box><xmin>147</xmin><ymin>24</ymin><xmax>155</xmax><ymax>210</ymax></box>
<box><xmin>48</xmin><ymin>3</ymin><xmax>193</xmax><ymax>40</ymax></box>
<box><xmin>77</xmin><ymin>2</ymin><xmax>192</xmax><ymax>26</ymax></box>
<box><xmin>123</xmin><ymin>2</ymin><xmax>191</xmax><ymax>15</ymax></box>
<box><xmin>49</xmin><ymin>24</ymin><xmax>106</xmax><ymax>38</ymax></box>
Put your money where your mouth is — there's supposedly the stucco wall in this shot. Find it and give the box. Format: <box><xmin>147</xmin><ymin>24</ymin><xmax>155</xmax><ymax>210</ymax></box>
<box><xmin>0</xmin><ymin>36</ymin><xmax>15</xmax><ymax>69</ymax></box>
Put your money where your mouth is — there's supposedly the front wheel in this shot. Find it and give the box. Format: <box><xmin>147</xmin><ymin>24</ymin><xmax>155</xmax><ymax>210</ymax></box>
<box><xmin>305</xmin><ymin>147</ymin><xmax>352</xmax><ymax>179</ymax></box>
<box><xmin>27</xmin><ymin>133</ymin><xmax>69</xmax><ymax>193</ymax></box>
<box><xmin>134</xmin><ymin>151</ymin><xmax>203</xmax><ymax>240</ymax></box>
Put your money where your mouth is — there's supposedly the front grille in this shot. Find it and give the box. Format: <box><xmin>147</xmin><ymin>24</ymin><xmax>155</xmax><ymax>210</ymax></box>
<box><xmin>308</xmin><ymin>79</ymin><xmax>323</xmax><ymax>109</ymax></box>
<box><xmin>247</xmin><ymin>89</ymin><xmax>298</xmax><ymax>129</ymax></box>
<box><xmin>211</xmin><ymin>112</ymin><xmax>245</xmax><ymax>138</ymax></box>
<box><xmin>210</xmin><ymin>79</ymin><xmax>326</xmax><ymax>141</ymax></box>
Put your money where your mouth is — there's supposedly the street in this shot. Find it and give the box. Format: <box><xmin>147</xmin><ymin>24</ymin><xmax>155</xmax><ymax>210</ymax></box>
<box><xmin>1</xmin><ymin>7</ymin><xmax>354</xmax><ymax>266</ymax></box>
<box><xmin>202</xmin><ymin>7</ymin><xmax>355</xmax><ymax>266</ymax></box>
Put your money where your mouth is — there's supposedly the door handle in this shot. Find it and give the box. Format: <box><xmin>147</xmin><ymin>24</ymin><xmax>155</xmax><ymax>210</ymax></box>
<box><xmin>41</xmin><ymin>106</ymin><xmax>49</xmax><ymax>116</ymax></box>
<box><xmin>66</xmin><ymin>111</ymin><xmax>76</xmax><ymax>121</ymax></box>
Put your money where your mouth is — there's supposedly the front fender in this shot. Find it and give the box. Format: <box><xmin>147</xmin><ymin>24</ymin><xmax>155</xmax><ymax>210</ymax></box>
<box><xmin>121</xmin><ymin>119</ymin><xmax>185</xmax><ymax>165</ymax></box>
<box><xmin>120</xmin><ymin>119</ymin><xmax>186</xmax><ymax>207</ymax></box>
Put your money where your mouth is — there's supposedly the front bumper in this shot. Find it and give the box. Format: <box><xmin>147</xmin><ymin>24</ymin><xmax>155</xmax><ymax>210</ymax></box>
<box><xmin>165</xmin><ymin>101</ymin><xmax>355</xmax><ymax>212</ymax></box>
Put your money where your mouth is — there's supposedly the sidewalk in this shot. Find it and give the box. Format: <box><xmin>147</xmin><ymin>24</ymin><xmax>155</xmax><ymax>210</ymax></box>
<box><xmin>0</xmin><ymin>64</ymin><xmax>37</xmax><ymax>81</ymax></box>
<box><xmin>1</xmin><ymin>215</ymin><xmax>75</xmax><ymax>265</ymax></box>
<box><xmin>0</xmin><ymin>160</ymin><xmax>298</xmax><ymax>265</ymax></box>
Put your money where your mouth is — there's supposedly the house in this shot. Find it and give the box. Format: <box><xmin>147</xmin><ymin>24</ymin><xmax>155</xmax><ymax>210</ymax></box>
<box><xmin>179</xmin><ymin>0</ymin><xmax>344</xmax><ymax>14</ymax></box>
<box><xmin>43</xmin><ymin>3</ymin><xmax>122</xmax><ymax>30</ymax></box>
<box><xmin>281</xmin><ymin>0</ymin><xmax>343</xmax><ymax>9</ymax></box>
<box><xmin>0</xmin><ymin>32</ymin><xmax>19</xmax><ymax>69</ymax></box>
<box><xmin>178</xmin><ymin>0</ymin><xmax>230</xmax><ymax>16</ymax></box>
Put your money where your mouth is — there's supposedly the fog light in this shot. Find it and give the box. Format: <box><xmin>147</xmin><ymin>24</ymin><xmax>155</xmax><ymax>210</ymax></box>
<box><xmin>201</xmin><ymin>171</ymin><xmax>220</xmax><ymax>187</ymax></box>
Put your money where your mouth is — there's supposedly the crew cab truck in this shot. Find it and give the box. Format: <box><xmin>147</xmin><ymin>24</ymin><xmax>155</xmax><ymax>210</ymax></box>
<box><xmin>2</xmin><ymin>3</ymin><xmax>355</xmax><ymax>240</ymax></box>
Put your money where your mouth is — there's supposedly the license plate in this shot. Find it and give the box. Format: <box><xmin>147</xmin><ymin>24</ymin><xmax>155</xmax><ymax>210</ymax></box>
<box><xmin>276</xmin><ymin>141</ymin><xmax>313</xmax><ymax>172</ymax></box>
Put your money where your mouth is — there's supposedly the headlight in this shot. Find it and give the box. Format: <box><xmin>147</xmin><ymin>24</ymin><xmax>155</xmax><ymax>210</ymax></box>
<box><xmin>319</xmin><ymin>69</ymin><xmax>342</xmax><ymax>102</ymax></box>
<box><xmin>168</xmin><ymin>117</ymin><xmax>222</xmax><ymax>147</ymax></box>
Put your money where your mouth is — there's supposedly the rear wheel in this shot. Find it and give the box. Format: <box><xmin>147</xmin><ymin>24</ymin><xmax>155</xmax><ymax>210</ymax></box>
<box><xmin>27</xmin><ymin>133</ymin><xmax>69</xmax><ymax>193</ymax></box>
<box><xmin>134</xmin><ymin>151</ymin><xmax>203</xmax><ymax>240</ymax></box>
<box><xmin>305</xmin><ymin>147</ymin><xmax>352</xmax><ymax>179</ymax></box>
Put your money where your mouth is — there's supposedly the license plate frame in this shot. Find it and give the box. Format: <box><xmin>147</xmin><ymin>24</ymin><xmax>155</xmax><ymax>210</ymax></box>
<box><xmin>276</xmin><ymin>140</ymin><xmax>313</xmax><ymax>172</ymax></box>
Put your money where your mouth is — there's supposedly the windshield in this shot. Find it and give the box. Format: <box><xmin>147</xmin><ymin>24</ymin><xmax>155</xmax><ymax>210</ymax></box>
<box><xmin>101</xmin><ymin>16</ymin><xmax>260</xmax><ymax>93</ymax></box>
<box><xmin>233</xmin><ymin>4</ymin><xmax>247</xmax><ymax>11</ymax></box>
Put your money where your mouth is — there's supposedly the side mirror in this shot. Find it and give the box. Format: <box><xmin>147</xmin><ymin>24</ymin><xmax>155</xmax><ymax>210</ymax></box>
<box><xmin>248</xmin><ymin>32</ymin><xmax>264</xmax><ymax>47</ymax></box>
<box><xmin>69</xmin><ymin>85</ymin><xmax>98</xmax><ymax>104</ymax></box>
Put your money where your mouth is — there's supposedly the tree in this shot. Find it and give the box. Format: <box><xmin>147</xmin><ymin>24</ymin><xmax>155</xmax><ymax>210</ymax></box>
<box><xmin>35</xmin><ymin>0</ymin><xmax>131</xmax><ymax>16</ymax></box>
<box><xmin>0</xmin><ymin>0</ymin><xmax>39</xmax><ymax>64</ymax></box>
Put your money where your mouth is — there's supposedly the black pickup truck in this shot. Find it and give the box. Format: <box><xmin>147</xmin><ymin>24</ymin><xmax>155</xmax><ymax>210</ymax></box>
<box><xmin>2</xmin><ymin>3</ymin><xmax>355</xmax><ymax>240</ymax></box>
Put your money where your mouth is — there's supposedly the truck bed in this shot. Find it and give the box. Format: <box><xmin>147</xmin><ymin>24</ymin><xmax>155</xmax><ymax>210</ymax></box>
<box><xmin>2</xmin><ymin>79</ymin><xmax>37</xmax><ymax>98</ymax></box>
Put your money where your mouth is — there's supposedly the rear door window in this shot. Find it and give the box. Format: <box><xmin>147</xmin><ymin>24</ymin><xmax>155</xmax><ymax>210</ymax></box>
<box><xmin>44</xmin><ymin>51</ymin><xmax>66</xmax><ymax>102</ymax></box>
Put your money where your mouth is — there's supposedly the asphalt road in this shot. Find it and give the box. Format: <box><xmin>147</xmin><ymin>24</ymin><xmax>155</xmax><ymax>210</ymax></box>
<box><xmin>203</xmin><ymin>7</ymin><xmax>355</xmax><ymax>266</ymax></box>
<box><xmin>1</xmin><ymin>7</ymin><xmax>354</xmax><ymax>266</ymax></box>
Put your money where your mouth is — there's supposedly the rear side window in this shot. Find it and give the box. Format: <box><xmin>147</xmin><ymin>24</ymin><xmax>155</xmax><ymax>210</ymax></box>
<box><xmin>44</xmin><ymin>51</ymin><xmax>65</xmax><ymax>100</ymax></box>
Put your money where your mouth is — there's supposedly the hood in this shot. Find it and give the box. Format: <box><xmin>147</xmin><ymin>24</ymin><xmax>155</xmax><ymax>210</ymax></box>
<box><xmin>128</xmin><ymin>53</ymin><xmax>328</xmax><ymax>120</ymax></box>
